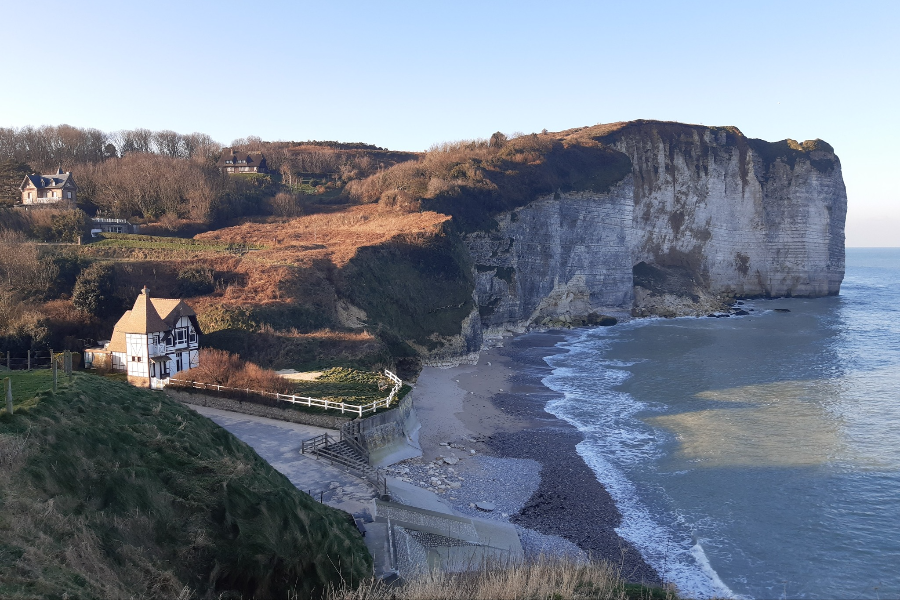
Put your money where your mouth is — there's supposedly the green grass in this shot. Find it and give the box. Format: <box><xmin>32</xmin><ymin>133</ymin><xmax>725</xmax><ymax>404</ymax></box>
<box><xmin>291</xmin><ymin>367</ymin><xmax>408</xmax><ymax>406</ymax></box>
<box><xmin>0</xmin><ymin>373</ymin><xmax>372</xmax><ymax>599</ymax></box>
<box><xmin>0</xmin><ymin>369</ymin><xmax>71</xmax><ymax>412</ymax></box>
<box><xmin>90</xmin><ymin>232</ymin><xmax>266</xmax><ymax>253</ymax></box>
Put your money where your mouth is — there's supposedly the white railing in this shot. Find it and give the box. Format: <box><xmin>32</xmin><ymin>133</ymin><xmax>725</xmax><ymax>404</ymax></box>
<box><xmin>168</xmin><ymin>369</ymin><xmax>403</xmax><ymax>417</ymax></box>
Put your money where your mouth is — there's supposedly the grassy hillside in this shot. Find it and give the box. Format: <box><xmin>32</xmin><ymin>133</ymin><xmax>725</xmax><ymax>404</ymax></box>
<box><xmin>0</xmin><ymin>373</ymin><xmax>372</xmax><ymax>599</ymax></box>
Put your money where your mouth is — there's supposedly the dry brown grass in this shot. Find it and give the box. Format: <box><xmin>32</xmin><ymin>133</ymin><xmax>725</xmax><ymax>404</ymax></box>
<box><xmin>326</xmin><ymin>556</ymin><xmax>662</xmax><ymax>600</ymax></box>
<box><xmin>195</xmin><ymin>204</ymin><xmax>450</xmax><ymax>268</ymax></box>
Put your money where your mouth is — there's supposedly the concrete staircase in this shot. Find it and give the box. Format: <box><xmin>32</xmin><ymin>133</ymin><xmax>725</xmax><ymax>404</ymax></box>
<box><xmin>302</xmin><ymin>428</ymin><xmax>389</xmax><ymax>498</ymax></box>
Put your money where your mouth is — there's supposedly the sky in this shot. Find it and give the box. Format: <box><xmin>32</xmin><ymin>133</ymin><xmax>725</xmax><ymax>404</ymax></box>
<box><xmin>2</xmin><ymin>0</ymin><xmax>897</xmax><ymax>246</ymax></box>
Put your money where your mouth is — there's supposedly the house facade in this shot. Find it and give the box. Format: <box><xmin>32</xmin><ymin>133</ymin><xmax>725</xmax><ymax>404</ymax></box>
<box><xmin>20</xmin><ymin>168</ymin><xmax>77</xmax><ymax>205</ymax></box>
<box><xmin>217</xmin><ymin>149</ymin><xmax>268</xmax><ymax>174</ymax></box>
<box><xmin>91</xmin><ymin>217</ymin><xmax>140</xmax><ymax>235</ymax></box>
<box><xmin>84</xmin><ymin>287</ymin><xmax>201</xmax><ymax>389</ymax></box>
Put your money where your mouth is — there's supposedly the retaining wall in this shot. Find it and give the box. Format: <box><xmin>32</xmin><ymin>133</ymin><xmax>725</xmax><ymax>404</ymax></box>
<box><xmin>165</xmin><ymin>388</ymin><xmax>351</xmax><ymax>429</ymax></box>
<box><xmin>358</xmin><ymin>394</ymin><xmax>421</xmax><ymax>466</ymax></box>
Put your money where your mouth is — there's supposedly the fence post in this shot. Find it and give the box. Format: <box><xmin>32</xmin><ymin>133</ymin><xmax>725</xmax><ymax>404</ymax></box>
<box><xmin>5</xmin><ymin>378</ymin><xmax>12</xmax><ymax>415</ymax></box>
<box><xmin>27</xmin><ymin>350</ymin><xmax>31</xmax><ymax>371</ymax></box>
<box><xmin>53</xmin><ymin>355</ymin><xmax>58</xmax><ymax>392</ymax></box>
<box><xmin>5</xmin><ymin>351</ymin><xmax>8</xmax><ymax>371</ymax></box>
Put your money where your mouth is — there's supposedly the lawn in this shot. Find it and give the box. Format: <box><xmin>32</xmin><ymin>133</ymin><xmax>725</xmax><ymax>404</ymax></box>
<box><xmin>0</xmin><ymin>368</ymin><xmax>72</xmax><ymax>412</ymax></box>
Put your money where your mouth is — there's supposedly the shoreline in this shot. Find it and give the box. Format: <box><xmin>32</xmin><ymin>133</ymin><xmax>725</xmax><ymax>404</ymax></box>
<box><xmin>394</xmin><ymin>329</ymin><xmax>660</xmax><ymax>585</ymax></box>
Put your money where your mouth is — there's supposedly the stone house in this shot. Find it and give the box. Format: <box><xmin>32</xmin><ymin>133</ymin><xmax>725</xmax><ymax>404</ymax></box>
<box><xmin>20</xmin><ymin>168</ymin><xmax>77</xmax><ymax>205</ymax></box>
<box><xmin>217</xmin><ymin>149</ymin><xmax>268</xmax><ymax>174</ymax></box>
<box><xmin>84</xmin><ymin>287</ymin><xmax>201</xmax><ymax>388</ymax></box>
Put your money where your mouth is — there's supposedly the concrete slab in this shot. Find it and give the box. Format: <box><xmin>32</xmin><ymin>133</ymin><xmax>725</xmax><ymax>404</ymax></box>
<box><xmin>187</xmin><ymin>404</ymin><xmax>378</xmax><ymax>518</ymax></box>
<box><xmin>362</xmin><ymin>522</ymin><xmax>396</xmax><ymax>579</ymax></box>
<box><xmin>386</xmin><ymin>477</ymin><xmax>455</xmax><ymax>514</ymax></box>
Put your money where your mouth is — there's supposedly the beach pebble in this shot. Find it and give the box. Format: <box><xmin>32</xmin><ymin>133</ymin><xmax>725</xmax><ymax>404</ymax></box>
<box><xmin>443</xmin><ymin>456</ymin><xmax>459</xmax><ymax>465</ymax></box>
<box><xmin>469</xmin><ymin>503</ymin><xmax>476</xmax><ymax>509</ymax></box>
<box><xmin>475</xmin><ymin>501</ymin><xmax>495</xmax><ymax>512</ymax></box>
<box><xmin>329</xmin><ymin>482</ymin><xmax>341</xmax><ymax>489</ymax></box>
<box><xmin>449</xmin><ymin>482</ymin><xmax>461</xmax><ymax>489</ymax></box>
<box><xmin>470</xmin><ymin>449</ymin><xmax>476</xmax><ymax>455</ymax></box>
<box><xmin>440</xmin><ymin>442</ymin><xmax>450</xmax><ymax>446</ymax></box>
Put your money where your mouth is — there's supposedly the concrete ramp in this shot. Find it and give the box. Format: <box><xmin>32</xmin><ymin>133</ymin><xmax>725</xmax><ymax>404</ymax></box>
<box><xmin>373</xmin><ymin>498</ymin><xmax>524</xmax><ymax>577</ymax></box>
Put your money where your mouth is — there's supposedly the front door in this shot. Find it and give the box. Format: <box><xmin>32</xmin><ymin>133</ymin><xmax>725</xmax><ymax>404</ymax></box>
<box><xmin>175</xmin><ymin>352</ymin><xmax>183</xmax><ymax>373</ymax></box>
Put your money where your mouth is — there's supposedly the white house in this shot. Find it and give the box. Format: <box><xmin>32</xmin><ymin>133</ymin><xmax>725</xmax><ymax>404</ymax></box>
<box><xmin>85</xmin><ymin>287</ymin><xmax>201</xmax><ymax>388</ymax></box>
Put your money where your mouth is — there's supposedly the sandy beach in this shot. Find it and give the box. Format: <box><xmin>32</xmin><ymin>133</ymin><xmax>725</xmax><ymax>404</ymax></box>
<box><xmin>394</xmin><ymin>331</ymin><xmax>660</xmax><ymax>585</ymax></box>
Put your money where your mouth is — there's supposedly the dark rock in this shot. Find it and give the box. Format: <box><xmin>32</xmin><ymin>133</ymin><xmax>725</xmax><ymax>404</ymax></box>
<box><xmin>774</xmin><ymin>308</ymin><xmax>791</xmax><ymax>313</ymax></box>
<box><xmin>733</xmin><ymin>309</ymin><xmax>750</xmax><ymax>316</ymax></box>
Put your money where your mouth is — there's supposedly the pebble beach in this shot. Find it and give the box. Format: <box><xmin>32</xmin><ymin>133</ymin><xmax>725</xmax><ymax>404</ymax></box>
<box><xmin>393</xmin><ymin>331</ymin><xmax>660</xmax><ymax>585</ymax></box>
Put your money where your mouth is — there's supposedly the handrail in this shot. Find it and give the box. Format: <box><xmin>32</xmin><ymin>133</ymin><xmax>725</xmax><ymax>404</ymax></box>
<box><xmin>301</xmin><ymin>433</ymin><xmax>333</xmax><ymax>454</ymax></box>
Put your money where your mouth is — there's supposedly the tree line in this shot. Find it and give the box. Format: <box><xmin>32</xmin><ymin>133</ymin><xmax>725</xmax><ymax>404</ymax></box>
<box><xmin>0</xmin><ymin>125</ymin><xmax>220</xmax><ymax>166</ymax></box>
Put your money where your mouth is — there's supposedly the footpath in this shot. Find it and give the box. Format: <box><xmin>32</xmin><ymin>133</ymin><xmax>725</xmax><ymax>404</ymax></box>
<box><xmin>184</xmin><ymin>400</ymin><xmax>523</xmax><ymax>579</ymax></box>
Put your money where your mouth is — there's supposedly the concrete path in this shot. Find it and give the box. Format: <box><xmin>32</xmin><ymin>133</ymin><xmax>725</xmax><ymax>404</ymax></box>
<box><xmin>187</xmin><ymin>404</ymin><xmax>378</xmax><ymax>519</ymax></box>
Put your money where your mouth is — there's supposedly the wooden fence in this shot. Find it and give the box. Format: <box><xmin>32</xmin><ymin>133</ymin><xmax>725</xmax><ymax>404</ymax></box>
<box><xmin>0</xmin><ymin>350</ymin><xmax>80</xmax><ymax>371</ymax></box>
<box><xmin>168</xmin><ymin>369</ymin><xmax>404</xmax><ymax>417</ymax></box>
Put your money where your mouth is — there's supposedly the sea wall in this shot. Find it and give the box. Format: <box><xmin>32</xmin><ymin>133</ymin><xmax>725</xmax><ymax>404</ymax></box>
<box><xmin>357</xmin><ymin>394</ymin><xmax>421</xmax><ymax>466</ymax></box>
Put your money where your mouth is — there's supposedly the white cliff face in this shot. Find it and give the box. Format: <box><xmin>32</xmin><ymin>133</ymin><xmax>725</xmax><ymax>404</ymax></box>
<box><xmin>464</xmin><ymin>122</ymin><xmax>847</xmax><ymax>329</ymax></box>
<box><xmin>611</xmin><ymin>123</ymin><xmax>846</xmax><ymax>302</ymax></box>
<box><xmin>466</xmin><ymin>179</ymin><xmax>635</xmax><ymax>333</ymax></box>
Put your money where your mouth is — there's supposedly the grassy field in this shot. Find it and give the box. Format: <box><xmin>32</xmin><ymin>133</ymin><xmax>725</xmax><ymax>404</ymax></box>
<box><xmin>89</xmin><ymin>232</ymin><xmax>266</xmax><ymax>253</ymax></box>
<box><xmin>0</xmin><ymin>372</ymin><xmax>372</xmax><ymax>599</ymax></box>
<box><xmin>0</xmin><ymin>368</ymin><xmax>72</xmax><ymax>412</ymax></box>
<box><xmin>291</xmin><ymin>367</ymin><xmax>408</xmax><ymax>405</ymax></box>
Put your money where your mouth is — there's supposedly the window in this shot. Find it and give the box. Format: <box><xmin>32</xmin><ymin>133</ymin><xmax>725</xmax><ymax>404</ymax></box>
<box><xmin>66</xmin><ymin>191</ymin><xmax>71</xmax><ymax>199</ymax></box>
<box><xmin>189</xmin><ymin>330</ymin><xmax>197</xmax><ymax>344</ymax></box>
<box><xmin>175</xmin><ymin>328</ymin><xmax>186</xmax><ymax>344</ymax></box>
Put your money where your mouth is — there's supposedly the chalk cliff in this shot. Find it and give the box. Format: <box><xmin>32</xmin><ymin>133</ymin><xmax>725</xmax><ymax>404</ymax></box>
<box><xmin>465</xmin><ymin>121</ymin><xmax>847</xmax><ymax>330</ymax></box>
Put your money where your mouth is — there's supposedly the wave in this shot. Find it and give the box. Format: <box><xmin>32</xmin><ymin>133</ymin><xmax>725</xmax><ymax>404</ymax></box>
<box><xmin>541</xmin><ymin>327</ymin><xmax>736</xmax><ymax>600</ymax></box>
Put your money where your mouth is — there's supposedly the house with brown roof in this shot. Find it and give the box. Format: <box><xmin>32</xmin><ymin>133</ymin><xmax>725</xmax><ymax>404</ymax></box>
<box><xmin>20</xmin><ymin>168</ymin><xmax>77</xmax><ymax>205</ymax></box>
<box><xmin>217</xmin><ymin>149</ymin><xmax>268</xmax><ymax>174</ymax></box>
<box><xmin>84</xmin><ymin>287</ymin><xmax>201</xmax><ymax>388</ymax></box>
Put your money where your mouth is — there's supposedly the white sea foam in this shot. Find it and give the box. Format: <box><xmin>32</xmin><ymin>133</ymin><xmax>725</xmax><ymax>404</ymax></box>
<box><xmin>691</xmin><ymin>542</ymin><xmax>743</xmax><ymax>599</ymax></box>
<box><xmin>541</xmin><ymin>327</ymin><xmax>733</xmax><ymax>599</ymax></box>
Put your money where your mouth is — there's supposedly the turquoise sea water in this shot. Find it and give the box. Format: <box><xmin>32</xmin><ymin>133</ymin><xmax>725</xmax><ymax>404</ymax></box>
<box><xmin>542</xmin><ymin>248</ymin><xmax>900</xmax><ymax>599</ymax></box>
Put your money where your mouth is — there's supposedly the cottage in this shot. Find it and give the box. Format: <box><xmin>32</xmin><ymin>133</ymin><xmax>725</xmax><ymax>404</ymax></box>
<box><xmin>20</xmin><ymin>168</ymin><xmax>78</xmax><ymax>205</ymax></box>
<box><xmin>84</xmin><ymin>287</ymin><xmax>201</xmax><ymax>388</ymax></box>
<box><xmin>217</xmin><ymin>149</ymin><xmax>268</xmax><ymax>174</ymax></box>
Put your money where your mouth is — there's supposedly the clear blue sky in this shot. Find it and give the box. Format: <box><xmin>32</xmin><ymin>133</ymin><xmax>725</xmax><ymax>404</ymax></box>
<box><xmin>3</xmin><ymin>0</ymin><xmax>897</xmax><ymax>245</ymax></box>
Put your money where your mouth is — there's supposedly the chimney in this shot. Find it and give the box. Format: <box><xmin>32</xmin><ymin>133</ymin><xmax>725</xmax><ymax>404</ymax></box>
<box><xmin>142</xmin><ymin>286</ymin><xmax>150</xmax><ymax>297</ymax></box>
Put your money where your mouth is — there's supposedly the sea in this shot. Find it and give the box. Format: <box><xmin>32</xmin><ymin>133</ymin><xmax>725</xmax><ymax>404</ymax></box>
<box><xmin>541</xmin><ymin>248</ymin><xmax>900</xmax><ymax>599</ymax></box>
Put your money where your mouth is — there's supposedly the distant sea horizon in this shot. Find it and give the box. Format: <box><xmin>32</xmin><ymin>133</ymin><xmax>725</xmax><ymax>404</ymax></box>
<box><xmin>540</xmin><ymin>247</ymin><xmax>900</xmax><ymax>599</ymax></box>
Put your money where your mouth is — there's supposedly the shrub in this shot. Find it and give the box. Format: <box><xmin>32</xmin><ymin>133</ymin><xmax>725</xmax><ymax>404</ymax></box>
<box><xmin>182</xmin><ymin>348</ymin><xmax>293</xmax><ymax>393</ymax></box>
<box><xmin>72</xmin><ymin>262</ymin><xmax>117</xmax><ymax>316</ymax></box>
<box><xmin>177</xmin><ymin>265</ymin><xmax>216</xmax><ymax>297</ymax></box>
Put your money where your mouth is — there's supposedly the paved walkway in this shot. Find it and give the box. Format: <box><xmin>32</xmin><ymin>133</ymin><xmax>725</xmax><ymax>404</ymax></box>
<box><xmin>187</xmin><ymin>404</ymin><xmax>378</xmax><ymax>519</ymax></box>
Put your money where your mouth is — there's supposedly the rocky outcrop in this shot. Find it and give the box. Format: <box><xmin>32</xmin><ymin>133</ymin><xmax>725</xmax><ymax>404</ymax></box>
<box><xmin>464</xmin><ymin>121</ymin><xmax>847</xmax><ymax>330</ymax></box>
